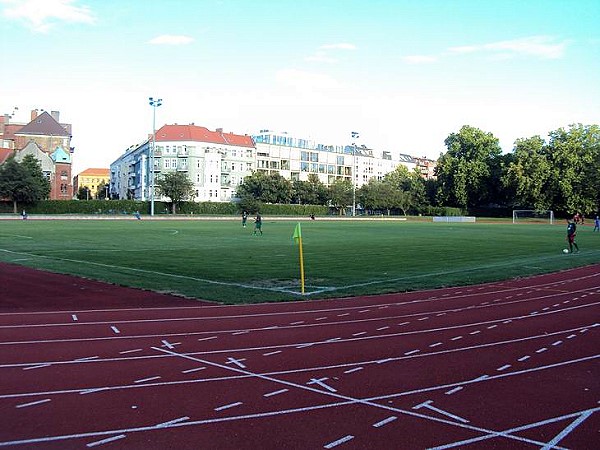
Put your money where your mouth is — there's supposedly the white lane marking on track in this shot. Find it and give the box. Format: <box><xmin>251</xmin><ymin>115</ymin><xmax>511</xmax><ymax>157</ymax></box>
<box><xmin>181</xmin><ymin>367</ymin><xmax>205</xmax><ymax>374</ymax></box>
<box><xmin>23</xmin><ymin>364</ymin><xmax>51</xmax><ymax>370</ymax></box>
<box><xmin>119</xmin><ymin>349</ymin><xmax>142</xmax><ymax>355</ymax></box>
<box><xmin>16</xmin><ymin>399</ymin><xmax>51</xmax><ymax>408</ymax></box>
<box><xmin>134</xmin><ymin>376</ymin><xmax>161</xmax><ymax>384</ymax></box>
<box><xmin>324</xmin><ymin>435</ymin><xmax>354</xmax><ymax>448</ymax></box>
<box><xmin>74</xmin><ymin>356</ymin><xmax>99</xmax><ymax>362</ymax></box>
<box><xmin>157</xmin><ymin>417</ymin><xmax>189</xmax><ymax>428</ymax></box>
<box><xmin>290</xmin><ymin>321</ymin><xmax>305</xmax><ymax>325</ymax></box>
<box><xmin>226</xmin><ymin>357</ymin><xmax>246</xmax><ymax>369</ymax></box>
<box><xmin>72</xmin><ymin>315</ymin><xmax>78</xmax><ymax>321</ymax></box>
<box><xmin>377</xmin><ymin>326</ymin><xmax>390</xmax><ymax>331</ymax></box>
<box><xmin>398</xmin><ymin>322</ymin><xmax>410</xmax><ymax>326</ymax></box>
<box><xmin>451</xmin><ymin>336</ymin><xmax>463</xmax><ymax>341</ymax></box>
<box><xmin>308</xmin><ymin>377</ymin><xmax>337</xmax><ymax>392</ymax></box>
<box><xmin>111</xmin><ymin>326</ymin><xmax>120</xmax><ymax>334</ymax></box>
<box><xmin>497</xmin><ymin>364</ymin><xmax>511</xmax><ymax>371</ymax></box>
<box><xmin>566</xmin><ymin>334</ymin><xmax>577</xmax><ymax>339</ymax></box>
<box><xmin>404</xmin><ymin>349</ymin><xmax>420</xmax><ymax>355</ymax></box>
<box><xmin>198</xmin><ymin>336</ymin><xmax>218</xmax><ymax>342</ymax></box>
<box><xmin>469</xmin><ymin>330</ymin><xmax>481</xmax><ymax>335</ymax></box>
<box><xmin>517</xmin><ymin>356</ymin><xmax>530</xmax><ymax>362</ymax></box>
<box><xmin>429</xmin><ymin>342</ymin><xmax>442</xmax><ymax>348</ymax></box>
<box><xmin>373</xmin><ymin>416</ymin><xmax>397</xmax><ymax>428</ymax></box>
<box><xmin>161</xmin><ymin>340</ymin><xmax>175</xmax><ymax>349</ymax></box>
<box><xmin>214</xmin><ymin>401</ymin><xmax>242</xmax><ymax>411</ymax></box>
<box><xmin>352</xmin><ymin>332</ymin><xmax>367</xmax><ymax>337</ymax></box>
<box><xmin>445</xmin><ymin>387</ymin><xmax>463</xmax><ymax>395</ymax></box>
<box><xmin>536</xmin><ymin>348</ymin><xmax>548</xmax><ymax>353</ymax></box>
<box><xmin>232</xmin><ymin>331</ymin><xmax>249</xmax><ymax>335</ymax></box>
<box><xmin>540</xmin><ymin>410</ymin><xmax>594</xmax><ymax>450</ymax></box>
<box><xmin>413</xmin><ymin>400</ymin><xmax>469</xmax><ymax>423</ymax></box>
<box><xmin>86</xmin><ymin>435</ymin><xmax>126</xmax><ymax>447</ymax></box>
<box><xmin>315</xmin><ymin>317</ymin><xmax>328</xmax><ymax>321</ymax></box>
<box><xmin>343</xmin><ymin>367</ymin><xmax>363</xmax><ymax>374</ymax></box>
<box><xmin>264</xmin><ymin>389</ymin><xmax>288</xmax><ymax>397</ymax></box>
<box><xmin>80</xmin><ymin>388</ymin><xmax>106</xmax><ymax>395</ymax></box>
<box><xmin>552</xmin><ymin>340</ymin><xmax>563</xmax><ymax>346</ymax></box>
<box><xmin>263</xmin><ymin>350</ymin><xmax>282</xmax><ymax>356</ymax></box>
<box><xmin>296</xmin><ymin>343</ymin><xmax>313</xmax><ymax>348</ymax></box>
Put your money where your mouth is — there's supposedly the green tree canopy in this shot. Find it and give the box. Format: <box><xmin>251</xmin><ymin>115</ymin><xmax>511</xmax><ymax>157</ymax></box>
<box><xmin>155</xmin><ymin>171</ymin><xmax>195</xmax><ymax>214</ymax></box>
<box><xmin>436</xmin><ymin>125</ymin><xmax>502</xmax><ymax>208</ymax></box>
<box><xmin>237</xmin><ymin>172</ymin><xmax>293</xmax><ymax>204</ymax></box>
<box><xmin>327</xmin><ymin>178</ymin><xmax>353</xmax><ymax>215</ymax></box>
<box><xmin>0</xmin><ymin>154</ymin><xmax>50</xmax><ymax>213</ymax></box>
<box><xmin>292</xmin><ymin>173</ymin><xmax>328</xmax><ymax>205</ymax></box>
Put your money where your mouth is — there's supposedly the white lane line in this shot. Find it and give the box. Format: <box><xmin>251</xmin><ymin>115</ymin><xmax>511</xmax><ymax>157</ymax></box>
<box><xmin>398</xmin><ymin>321</ymin><xmax>410</xmax><ymax>326</ymax></box>
<box><xmin>263</xmin><ymin>350</ymin><xmax>282</xmax><ymax>356</ymax></box>
<box><xmin>119</xmin><ymin>349</ymin><xmax>143</xmax><ymax>355</ymax></box>
<box><xmin>157</xmin><ymin>417</ymin><xmax>189</xmax><ymax>428</ymax></box>
<box><xmin>23</xmin><ymin>364</ymin><xmax>51</xmax><ymax>370</ymax></box>
<box><xmin>290</xmin><ymin>321</ymin><xmax>305</xmax><ymax>325</ymax></box>
<box><xmin>566</xmin><ymin>334</ymin><xmax>577</xmax><ymax>339</ymax></box>
<box><xmin>552</xmin><ymin>340</ymin><xmax>563</xmax><ymax>346</ymax></box>
<box><xmin>352</xmin><ymin>332</ymin><xmax>367</xmax><ymax>337</ymax></box>
<box><xmin>451</xmin><ymin>336</ymin><xmax>463</xmax><ymax>341</ymax></box>
<box><xmin>469</xmin><ymin>330</ymin><xmax>481</xmax><ymax>335</ymax></box>
<box><xmin>413</xmin><ymin>400</ymin><xmax>469</xmax><ymax>423</ymax></box>
<box><xmin>134</xmin><ymin>376</ymin><xmax>161</xmax><ymax>384</ymax></box>
<box><xmin>377</xmin><ymin>326</ymin><xmax>390</xmax><ymax>331</ymax></box>
<box><xmin>404</xmin><ymin>349</ymin><xmax>420</xmax><ymax>356</ymax></box>
<box><xmin>536</xmin><ymin>348</ymin><xmax>548</xmax><ymax>353</ymax></box>
<box><xmin>315</xmin><ymin>317</ymin><xmax>328</xmax><ymax>321</ymax></box>
<box><xmin>264</xmin><ymin>389</ymin><xmax>289</xmax><ymax>397</ymax></box>
<box><xmin>80</xmin><ymin>388</ymin><xmax>106</xmax><ymax>395</ymax></box>
<box><xmin>214</xmin><ymin>401</ymin><xmax>242</xmax><ymax>412</ymax></box>
<box><xmin>86</xmin><ymin>435</ymin><xmax>126</xmax><ymax>447</ymax></box>
<box><xmin>71</xmin><ymin>315</ymin><xmax>78</xmax><ymax>321</ymax></box>
<box><xmin>429</xmin><ymin>342</ymin><xmax>442</xmax><ymax>348</ymax></box>
<box><xmin>74</xmin><ymin>356</ymin><xmax>99</xmax><ymax>362</ymax></box>
<box><xmin>376</xmin><ymin>358</ymin><xmax>393</xmax><ymax>364</ymax></box>
<box><xmin>497</xmin><ymin>364</ymin><xmax>511</xmax><ymax>372</ymax></box>
<box><xmin>326</xmin><ymin>338</ymin><xmax>341</xmax><ymax>343</ymax></box>
<box><xmin>308</xmin><ymin>377</ymin><xmax>337</xmax><ymax>392</ymax></box>
<box><xmin>110</xmin><ymin>326</ymin><xmax>120</xmax><ymax>334</ymax></box>
<box><xmin>343</xmin><ymin>367</ymin><xmax>363</xmax><ymax>374</ymax></box>
<box><xmin>418</xmin><ymin>317</ymin><xmax>429</xmax><ymax>321</ymax></box>
<box><xmin>161</xmin><ymin>340</ymin><xmax>175</xmax><ymax>349</ymax></box>
<box><xmin>182</xmin><ymin>367</ymin><xmax>205</xmax><ymax>374</ymax></box>
<box><xmin>232</xmin><ymin>331</ymin><xmax>249</xmax><ymax>335</ymax></box>
<box><xmin>373</xmin><ymin>416</ymin><xmax>397</xmax><ymax>428</ymax></box>
<box><xmin>296</xmin><ymin>343</ymin><xmax>314</xmax><ymax>348</ymax></box>
<box><xmin>486</xmin><ymin>325</ymin><xmax>497</xmax><ymax>329</ymax></box>
<box><xmin>358</xmin><ymin>310</ymin><xmax>370</xmax><ymax>314</ymax></box>
<box><xmin>16</xmin><ymin>399</ymin><xmax>51</xmax><ymax>408</ymax></box>
<box><xmin>226</xmin><ymin>357</ymin><xmax>246</xmax><ymax>369</ymax></box>
<box><xmin>445</xmin><ymin>387</ymin><xmax>463</xmax><ymax>395</ymax></box>
<box><xmin>337</xmin><ymin>313</ymin><xmax>350</xmax><ymax>317</ymax></box>
<box><xmin>517</xmin><ymin>356</ymin><xmax>531</xmax><ymax>362</ymax></box>
<box><xmin>198</xmin><ymin>336</ymin><xmax>218</xmax><ymax>342</ymax></box>
<box><xmin>540</xmin><ymin>410</ymin><xmax>594</xmax><ymax>450</ymax></box>
<box><xmin>324</xmin><ymin>435</ymin><xmax>354</xmax><ymax>448</ymax></box>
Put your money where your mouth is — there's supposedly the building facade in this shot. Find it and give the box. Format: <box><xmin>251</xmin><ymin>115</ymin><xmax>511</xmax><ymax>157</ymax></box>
<box><xmin>73</xmin><ymin>168</ymin><xmax>110</xmax><ymax>199</ymax></box>
<box><xmin>110</xmin><ymin>125</ymin><xmax>431</xmax><ymax>204</ymax></box>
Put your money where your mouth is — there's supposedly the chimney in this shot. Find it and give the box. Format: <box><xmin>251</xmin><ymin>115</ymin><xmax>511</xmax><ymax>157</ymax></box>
<box><xmin>31</xmin><ymin>109</ymin><xmax>38</xmax><ymax>121</ymax></box>
<box><xmin>216</xmin><ymin>128</ymin><xmax>223</xmax><ymax>133</ymax></box>
<box><xmin>51</xmin><ymin>111</ymin><xmax>60</xmax><ymax>122</ymax></box>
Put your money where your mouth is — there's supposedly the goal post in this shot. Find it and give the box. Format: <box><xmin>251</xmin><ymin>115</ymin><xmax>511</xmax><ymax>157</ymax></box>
<box><xmin>512</xmin><ymin>209</ymin><xmax>554</xmax><ymax>224</ymax></box>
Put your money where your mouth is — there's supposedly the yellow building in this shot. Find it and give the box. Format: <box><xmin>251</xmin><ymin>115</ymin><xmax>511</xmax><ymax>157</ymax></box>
<box><xmin>73</xmin><ymin>168</ymin><xmax>110</xmax><ymax>199</ymax></box>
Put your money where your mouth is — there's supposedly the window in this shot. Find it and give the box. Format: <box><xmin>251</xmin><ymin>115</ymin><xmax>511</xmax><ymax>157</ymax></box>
<box><xmin>300</xmin><ymin>162</ymin><xmax>309</xmax><ymax>172</ymax></box>
<box><xmin>301</xmin><ymin>151</ymin><xmax>309</xmax><ymax>161</ymax></box>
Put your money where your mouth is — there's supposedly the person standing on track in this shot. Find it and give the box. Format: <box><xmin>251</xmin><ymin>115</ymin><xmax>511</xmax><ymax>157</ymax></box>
<box><xmin>566</xmin><ymin>219</ymin><xmax>579</xmax><ymax>253</ymax></box>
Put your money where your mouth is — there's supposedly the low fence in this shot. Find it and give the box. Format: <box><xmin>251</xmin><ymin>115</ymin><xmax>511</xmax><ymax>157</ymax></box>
<box><xmin>433</xmin><ymin>216</ymin><xmax>476</xmax><ymax>223</ymax></box>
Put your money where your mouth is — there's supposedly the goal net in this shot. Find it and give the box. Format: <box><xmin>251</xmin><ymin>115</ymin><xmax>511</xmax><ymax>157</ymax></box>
<box><xmin>512</xmin><ymin>210</ymin><xmax>554</xmax><ymax>224</ymax></box>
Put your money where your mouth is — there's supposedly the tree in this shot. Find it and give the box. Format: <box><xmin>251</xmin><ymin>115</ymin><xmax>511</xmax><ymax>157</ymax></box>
<box><xmin>292</xmin><ymin>174</ymin><xmax>327</xmax><ymax>205</ymax></box>
<box><xmin>96</xmin><ymin>181</ymin><xmax>110</xmax><ymax>200</ymax></box>
<box><xmin>358</xmin><ymin>179</ymin><xmax>400</xmax><ymax>215</ymax></box>
<box><xmin>236</xmin><ymin>172</ymin><xmax>293</xmax><ymax>204</ymax></box>
<box><xmin>436</xmin><ymin>125</ymin><xmax>502</xmax><ymax>209</ymax></box>
<box><xmin>502</xmin><ymin>136</ymin><xmax>552</xmax><ymax>210</ymax></box>
<box><xmin>0</xmin><ymin>155</ymin><xmax>50</xmax><ymax>213</ymax></box>
<box><xmin>327</xmin><ymin>179</ymin><xmax>353</xmax><ymax>215</ymax></box>
<box><xmin>155</xmin><ymin>171</ymin><xmax>195</xmax><ymax>214</ymax></box>
<box><xmin>383</xmin><ymin>165</ymin><xmax>428</xmax><ymax>214</ymax></box>
<box><xmin>76</xmin><ymin>186</ymin><xmax>91</xmax><ymax>200</ymax></box>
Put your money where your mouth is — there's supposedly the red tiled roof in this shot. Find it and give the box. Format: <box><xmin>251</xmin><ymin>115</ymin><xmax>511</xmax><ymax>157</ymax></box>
<box><xmin>78</xmin><ymin>168</ymin><xmax>109</xmax><ymax>176</ymax></box>
<box><xmin>16</xmin><ymin>111</ymin><xmax>70</xmax><ymax>137</ymax></box>
<box><xmin>0</xmin><ymin>148</ymin><xmax>15</xmax><ymax>164</ymax></box>
<box><xmin>155</xmin><ymin>124</ymin><xmax>254</xmax><ymax>148</ymax></box>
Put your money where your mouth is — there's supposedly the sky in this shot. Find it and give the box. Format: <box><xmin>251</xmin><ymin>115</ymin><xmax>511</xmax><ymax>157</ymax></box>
<box><xmin>1</xmin><ymin>0</ymin><xmax>599</xmax><ymax>176</ymax></box>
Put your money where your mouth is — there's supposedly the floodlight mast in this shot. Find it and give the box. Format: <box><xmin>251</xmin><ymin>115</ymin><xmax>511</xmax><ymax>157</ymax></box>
<box><xmin>149</xmin><ymin>97</ymin><xmax>162</xmax><ymax>216</ymax></box>
<box><xmin>351</xmin><ymin>131</ymin><xmax>359</xmax><ymax>217</ymax></box>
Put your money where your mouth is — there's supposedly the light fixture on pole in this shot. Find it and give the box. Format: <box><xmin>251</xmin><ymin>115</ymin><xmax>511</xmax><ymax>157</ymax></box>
<box><xmin>148</xmin><ymin>97</ymin><xmax>162</xmax><ymax>216</ymax></box>
<box><xmin>351</xmin><ymin>131</ymin><xmax>359</xmax><ymax>217</ymax></box>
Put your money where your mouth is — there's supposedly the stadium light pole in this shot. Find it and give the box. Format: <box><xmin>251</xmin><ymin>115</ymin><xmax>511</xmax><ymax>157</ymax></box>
<box><xmin>351</xmin><ymin>131</ymin><xmax>359</xmax><ymax>217</ymax></box>
<box><xmin>149</xmin><ymin>97</ymin><xmax>162</xmax><ymax>216</ymax></box>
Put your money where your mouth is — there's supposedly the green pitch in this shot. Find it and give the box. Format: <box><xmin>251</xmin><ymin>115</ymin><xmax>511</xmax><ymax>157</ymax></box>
<box><xmin>0</xmin><ymin>219</ymin><xmax>598</xmax><ymax>304</ymax></box>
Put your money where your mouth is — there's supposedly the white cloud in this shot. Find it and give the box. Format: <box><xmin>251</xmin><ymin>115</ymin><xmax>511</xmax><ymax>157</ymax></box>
<box><xmin>319</xmin><ymin>43</ymin><xmax>357</xmax><ymax>51</ymax></box>
<box><xmin>402</xmin><ymin>55</ymin><xmax>437</xmax><ymax>64</ymax></box>
<box><xmin>304</xmin><ymin>51</ymin><xmax>338</xmax><ymax>64</ymax></box>
<box><xmin>1</xmin><ymin>0</ymin><xmax>94</xmax><ymax>32</ymax></box>
<box><xmin>148</xmin><ymin>34</ymin><xmax>194</xmax><ymax>45</ymax></box>
<box><xmin>448</xmin><ymin>36</ymin><xmax>568</xmax><ymax>59</ymax></box>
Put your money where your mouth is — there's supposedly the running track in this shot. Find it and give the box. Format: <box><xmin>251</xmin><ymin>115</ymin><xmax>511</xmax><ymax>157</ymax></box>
<box><xmin>0</xmin><ymin>262</ymin><xmax>598</xmax><ymax>449</ymax></box>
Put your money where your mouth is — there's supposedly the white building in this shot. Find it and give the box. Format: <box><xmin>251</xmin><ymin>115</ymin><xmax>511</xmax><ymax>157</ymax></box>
<box><xmin>110</xmin><ymin>126</ymin><xmax>420</xmax><ymax>203</ymax></box>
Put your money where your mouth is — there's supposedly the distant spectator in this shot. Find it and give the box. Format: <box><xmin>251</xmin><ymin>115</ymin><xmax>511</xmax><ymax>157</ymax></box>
<box><xmin>594</xmin><ymin>215</ymin><xmax>599</xmax><ymax>232</ymax></box>
<box><xmin>134</xmin><ymin>211</ymin><xmax>141</xmax><ymax>220</ymax></box>
<box><xmin>21</xmin><ymin>210</ymin><xmax>27</xmax><ymax>220</ymax></box>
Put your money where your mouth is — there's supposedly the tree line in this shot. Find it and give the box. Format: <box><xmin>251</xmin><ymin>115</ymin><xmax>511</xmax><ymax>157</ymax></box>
<box><xmin>1</xmin><ymin>123</ymin><xmax>598</xmax><ymax>217</ymax></box>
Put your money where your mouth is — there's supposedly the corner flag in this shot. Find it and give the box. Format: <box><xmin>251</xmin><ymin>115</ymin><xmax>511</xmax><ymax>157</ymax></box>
<box><xmin>292</xmin><ymin>223</ymin><xmax>305</xmax><ymax>294</ymax></box>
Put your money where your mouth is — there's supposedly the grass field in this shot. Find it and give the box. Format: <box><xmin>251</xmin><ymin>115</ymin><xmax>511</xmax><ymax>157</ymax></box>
<box><xmin>1</xmin><ymin>218</ymin><xmax>599</xmax><ymax>304</ymax></box>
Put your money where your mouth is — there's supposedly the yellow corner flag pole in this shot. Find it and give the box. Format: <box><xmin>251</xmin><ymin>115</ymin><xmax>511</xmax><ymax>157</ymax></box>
<box><xmin>292</xmin><ymin>222</ymin><xmax>305</xmax><ymax>294</ymax></box>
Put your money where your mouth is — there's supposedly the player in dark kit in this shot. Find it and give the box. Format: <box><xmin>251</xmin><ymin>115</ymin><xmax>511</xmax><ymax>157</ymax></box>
<box><xmin>253</xmin><ymin>213</ymin><xmax>263</xmax><ymax>235</ymax></box>
<box><xmin>566</xmin><ymin>219</ymin><xmax>579</xmax><ymax>253</ymax></box>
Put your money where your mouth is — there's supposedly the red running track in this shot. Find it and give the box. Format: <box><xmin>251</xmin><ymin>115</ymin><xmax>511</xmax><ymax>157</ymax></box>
<box><xmin>0</xmin><ymin>262</ymin><xmax>599</xmax><ymax>449</ymax></box>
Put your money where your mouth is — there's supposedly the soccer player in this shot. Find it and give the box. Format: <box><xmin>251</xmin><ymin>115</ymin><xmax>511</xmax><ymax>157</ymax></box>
<box><xmin>253</xmin><ymin>213</ymin><xmax>263</xmax><ymax>235</ymax></box>
<box><xmin>566</xmin><ymin>219</ymin><xmax>579</xmax><ymax>253</ymax></box>
<box><xmin>242</xmin><ymin>211</ymin><xmax>248</xmax><ymax>228</ymax></box>
<box><xmin>594</xmin><ymin>215</ymin><xmax>599</xmax><ymax>232</ymax></box>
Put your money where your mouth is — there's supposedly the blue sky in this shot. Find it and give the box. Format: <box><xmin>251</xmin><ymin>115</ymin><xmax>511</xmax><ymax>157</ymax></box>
<box><xmin>1</xmin><ymin>0</ymin><xmax>599</xmax><ymax>175</ymax></box>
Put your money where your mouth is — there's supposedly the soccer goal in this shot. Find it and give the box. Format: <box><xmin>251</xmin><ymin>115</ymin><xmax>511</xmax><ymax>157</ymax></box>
<box><xmin>512</xmin><ymin>210</ymin><xmax>554</xmax><ymax>224</ymax></box>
